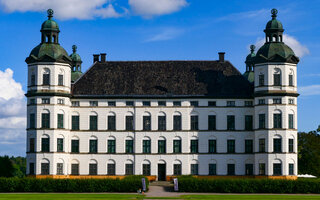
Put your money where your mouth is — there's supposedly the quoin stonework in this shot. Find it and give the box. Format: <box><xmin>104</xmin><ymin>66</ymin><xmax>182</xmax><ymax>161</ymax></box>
<box><xmin>26</xmin><ymin>9</ymin><xmax>299</xmax><ymax>180</ymax></box>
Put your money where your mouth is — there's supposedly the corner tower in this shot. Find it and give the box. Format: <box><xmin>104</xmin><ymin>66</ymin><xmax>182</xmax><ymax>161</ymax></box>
<box><xmin>253</xmin><ymin>9</ymin><xmax>299</xmax><ymax>178</ymax></box>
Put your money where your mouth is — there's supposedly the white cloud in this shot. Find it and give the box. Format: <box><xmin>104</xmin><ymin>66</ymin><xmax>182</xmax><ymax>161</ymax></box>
<box><xmin>129</xmin><ymin>0</ymin><xmax>188</xmax><ymax>18</ymax></box>
<box><xmin>0</xmin><ymin>0</ymin><xmax>122</xmax><ymax>20</ymax></box>
<box><xmin>254</xmin><ymin>34</ymin><xmax>310</xmax><ymax>58</ymax></box>
<box><xmin>216</xmin><ymin>9</ymin><xmax>269</xmax><ymax>22</ymax></box>
<box><xmin>145</xmin><ymin>27</ymin><xmax>184</xmax><ymax>42</ymax></box>
<box><xmin>299</xmin><ymin>85</ymin><xmax>320</xmax><ymax>96</ymax></box>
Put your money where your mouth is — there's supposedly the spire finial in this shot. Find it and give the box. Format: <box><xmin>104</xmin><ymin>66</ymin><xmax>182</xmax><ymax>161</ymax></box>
<box><xmin>271</xmin><ymin>8</ymin><xmax>278</xmax><ymax>19</ymax></box>
<box><xmin>250</xmin><ymin>44</ymin><xmax>256</xmax><ymax>53</ymax></box>
<box><xmin>72</xmin><ymin>45</ymin><xmax>77</xmax><ymax>53</ymax></box>
<box><xmin>47</xmin><ymin>9</ymin><xmax>54</xmax><ymax>19</ymax></box>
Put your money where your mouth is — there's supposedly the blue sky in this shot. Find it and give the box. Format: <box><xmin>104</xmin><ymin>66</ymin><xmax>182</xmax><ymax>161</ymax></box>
<box><xmin>0</xmin><ymin>0</ymin><xmax>319</xmax><ymax>156</ymax></box>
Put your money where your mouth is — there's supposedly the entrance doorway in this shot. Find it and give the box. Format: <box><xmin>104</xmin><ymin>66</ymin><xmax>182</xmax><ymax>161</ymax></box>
<box><xmin>158</xmin><ymin>164</ymin><xmax>166</xmax><ymax>181</ymax></box>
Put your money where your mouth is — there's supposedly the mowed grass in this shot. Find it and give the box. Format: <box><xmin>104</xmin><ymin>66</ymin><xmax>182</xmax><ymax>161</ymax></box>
<box><xmin>0</xmin><ymin>194</ymin><xmax>320</xmax><ymax>200</ymax></box>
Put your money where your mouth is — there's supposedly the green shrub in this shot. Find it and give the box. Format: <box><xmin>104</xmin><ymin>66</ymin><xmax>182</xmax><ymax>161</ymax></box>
<box><xmin>0</xmin><ymin>176</ymin><xmax>148</xmax><ymax>193</ymax></box>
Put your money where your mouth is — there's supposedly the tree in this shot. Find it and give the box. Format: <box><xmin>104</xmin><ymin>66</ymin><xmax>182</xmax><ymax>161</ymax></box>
<box><xmin>0</xmin><ymin>156</ymin><xmax>15</xmax><ymax>177</ymax></box>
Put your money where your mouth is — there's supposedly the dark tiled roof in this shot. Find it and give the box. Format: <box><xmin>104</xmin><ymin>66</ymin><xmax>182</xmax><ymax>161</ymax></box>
<box><xmin>72</xmin><ymin>61</ymin><xmax>253</xmax><ymax>98</ymax></box>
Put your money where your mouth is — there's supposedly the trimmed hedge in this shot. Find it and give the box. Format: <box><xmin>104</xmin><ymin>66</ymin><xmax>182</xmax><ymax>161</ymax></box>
<box><xmin>177</xmin><ymin>176</ymin><xmax>320</xmax><ymax>193</ymax></box>
<box><xmin>0</xmin><ymin>176</ymin><xmax>148</xmax><ymax>193</ymax></box>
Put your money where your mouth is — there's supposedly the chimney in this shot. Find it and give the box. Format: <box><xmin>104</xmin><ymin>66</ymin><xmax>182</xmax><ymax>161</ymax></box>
<box><xmin>218</xmin><ymin>52</ymin><xmax>225</xmax><ymax>62</ymax></box>
<box><xmin>93</xmin><ymin>54</ymin><xmax>100</xmax><ymax>63</ymax></box>
<box><xmin>100</xmin><ymin>53</ymin><xmax>107</xmax><ymax>62</ymax></box>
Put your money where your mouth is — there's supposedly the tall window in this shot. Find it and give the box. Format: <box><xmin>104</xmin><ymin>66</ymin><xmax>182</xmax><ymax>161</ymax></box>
<box><xmin>259</xmin><ymin>163</ymin><xmax>266</xmax><ymax>175</ymax></box>
<box><xmin>273</xmin><ymin>163</ymin><xmax>282</xmax><ymax>175</ymax></box>
<box><xmin>71</xmin><ymin>140</ymin><xmax>79</xmax><ymax>153</ymax></box>
<box><xmin>71</xmin><ymin>164</ymin><xmax>79</xmax><ymax>175</ymax></box>
<box><xmin>41</xmin><ymin>138</ymin><xmax>49</xmax><ymax>152</ymax></box>
<box><xmin>29</xmin><ymin>138</ymin><xmax>35</xmax><ymax>152</ymax></box>
<box><xmin>90</xmin><ymin>115</ymin><xmax>98</xmax><ymax>130</ymax></box>
<box><xmin>107</xmin><ymin>164</ymin><xmax>115</xmax><ymax>175</ymax></box>
<box><xmin>125</xmin><ymin>116</ymin><xmax>134</xmax><ymax>131</ymax></box>
<box><xmin>43</xmin><ymin>73</ymin><xmax>50</xmax><ymax>85</ymax></box>
<box><xmin>273</xmin><ymin>113</ymin><xmax>282</xmax><ymax>128</ymax></box>
<box><xmin>57</xmin><ymin>138</ymin><xmax>64</xmax><ymax>152</ymax></box>
<box><xmin>173</xmin><ymin>164</ymin><xmax>182</xmax><ymax>175</ymax></box>
<box><xmin>209</xmin><ymin>164</ymin><xmax>216</xmax><ymax>175</ymax></box>
<box><xmin>89</xmin><ymin>139</ymin><xmax>98</xmax><ymax>153</ymax></box>
<box><xmin>72</xmin><ymin>116</ymin><xmax>79</xmax><ymax>130</ymax></box>
<box><xmin>125</xmin><ymin>164</ymin><xmax>134</xmax><ymax>175</ymax></box>
<box><xmin>191</xmin><ymin>164</ymin><xmax>198</xmax><ymax>175</ymax></box>
<box><xmin>208</xmin><ymin>115</ymin><xmax>216</xmax><ymax>130</ymax></box>
<box><xmin>173</xmin><ymin>140</ymin><xmax>181</xmax><ymax>153</ymax></box>
<box><xmin>143</xmin><ymin>140</ymin><xmax>151</xmax><ymax>154</ymax></box>
<box><xmin>227</xmin><ymin>115</ymin><xmax>235</xmax><ymax>130</ymax></box>
<box><xmin>273</xmin><ymin>138</ymin><xmax>282</xmax><ymax>153</ymax></box>
<box><xmin>143</xmin><ymin>164</ymin><xmax>151</xmax><ymax>176</ymax></box>
<box><xmin>288</xmin><ymin>114</ymin><xmax>294</xmax><ymax>129</ymax></box>
<box><xmin>288</xmin><ymin>139</ymin><xmax>294</xmax><ymax>153</ymax></box>
<box><xmin>31</xmin><ymin>74</ymin><xmax>36</xmax><ymax>85</ymax></box>
<box><xmin>41</xmin><ymin>163</ymin><xmax>49</xmax><ymax>175</ymax></box>
<box><xmin>107</xmin><ymin>140</ymin><xmax>116</xmax><ymax>153</ymax></box>
<box><xmin>245</xmin><ymin>164</ymin><xmax>253</xmax><ymax>175</ymax></box>
<box><xmin>190</xmin><ymin>116</ymin><xmax>199</xmax><ymax>130</ymax></box>
<box><xmin>173</xmin><ymin>115</ymin><xmax>182</xmax><ymax>130</ymax></box>
<box><xmin>259</xmin><ymin>74</ymin><xmax>264</xmax><ymax>86</ymax></box>
<box><xmin>41</xmin><ymin>113</ymin><xmax>50</xmax><ymax>128</ymax></box>
<box><xmin>208</xmin><ymin>140</ymin><xmax>216</xmax><ymax>153</ymax></box>
<box><xmin>158</xmin><ymin>140</ymin><xmax>166</xmax><ymax>153</ymax></box>
<box><xmin>58</xmin><ymin>74</ymin><xmax>63</xmax><ymax>86</ymax></box>
<box><xmin>227</xmin><ymin>140</ymin><xmax>235</xmax><ymax>153</ymax></box>
<box><xmin>274</xmin><ymin>74</ymin><xmax>281</xmax><ymax>86</ymax></box>
<box><xmin>227</xmin><ymin>164</ymin><xmax>235</xmax><ymax>175</ymax></box>
<box><xmin>289</xmin><ymin>164</ymin><xmax>294</xmax><ymax>175</ymax></box>
<box><xmin>29</xmin><ymin>163</ymin><xmax>35</xmax><ymax>175</ymax></box>
<box><xmin>57</xmin><ymin>114</ymin><xmax>64</xmax><ymax>129</ymax></box>
<box><xmin>259</xmin><ymin>139</ymin><xmax>265</xmax><ymax>153</ymax></box>
<box><xmin>143</xmin><ymin>116</ymin><xmax>151</xmax><ymax>131</ymax></box>
<box><xmin>245</xmin><ymin>140</ymin><xmax>253</xmax><ymax>153</ymax></box>
<box><xmin>245</xmin><ymin>115</ymin><xmax>253</xmax><ymax>131</ymax></box>
<box><xmin>158</xmin><ymin>116</ymin><xmax>166</xmax><ymax>130</ymax></box>
<box><xmin>259</xmin><ymin>114</ymin><xmax>266</xmax><ymax>129</ymax></box>
<box><xmin>30</xmin><ymin>113</ymin><xmax>35</xmax><ymax>129</ymax></box>
<box><xmin>190</xmin><ymin>140</ymin><xmax>198</xmax><ymax>153</ymax></box>
<box><xmin>89</xmin><ymin>164</ymin><xmax>97</xmax><ymax>175</ymax></box>
<box><xmin>57</xmin><ymin>163</ymin><xmax>63</xmax><ymax>175</ymax></box>
<box><xmin>126</xmin><ymin>140</ymin><xmax>134</xmax><ymax>153</ymax></box>
<box><xmin>108</xmin><ymin>115</ymin><xmax>116</xmax><ymax>131</ymax></box>
<box><xmin>289</xmin><ymin>75</ymin><xmax>293</xmax><ymax>86</ymax></box>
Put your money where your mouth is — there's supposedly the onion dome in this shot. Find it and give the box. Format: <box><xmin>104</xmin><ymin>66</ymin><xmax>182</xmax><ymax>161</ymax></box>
<box><xmin>70</xmin><ymin>45</ymin><xmax>83</xmax><ymax>83</ymax></box>
<box><xmin>25</xmin><ymin>9</ymin><xmax>72</xmax><ymax>64</ymax></box>
<box><xmin>243</xmin><ymin>45</ymin><xmax>255</xmax><ymax>83</ymax></box>
<box><xmin>255</xmin><ymin>9</ymin><xmax>299</xmax><ymax>64</ymax></box>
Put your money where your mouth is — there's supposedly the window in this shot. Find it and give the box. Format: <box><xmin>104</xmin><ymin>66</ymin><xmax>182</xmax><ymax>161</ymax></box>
<box><xmin>259</xmin><ymin>74</ymin><xmax>264</xmax><ymax>86</ymax></box>
<box><xmin>41</xmin><ymin>163</ymin><xmax>49</xmax><ymax>175</ymax></box>
<box><xmin>258</xmin><ymin>99</ymin><xmax>265</xmax><ymax>105</ymax></box>
<box><xmin>126</xmin><ymin>101</ymin><xmax>134</xmax><ymax>106</ymax></box>
<box><xmin>208</xmin><ymin>140</ymin><xmax>216</xmax><ymax>153</ymax></box>
<box><xmin>57</xmin><ymin>163</ymin><xmax>63</xmax><ymax>175</ymax></box>
<box><xmin>126</xmin><ymin>140</ymin><xmax>134</xmax><ymax>153</ymax></box>
<box><xmin>30</xmin><ymin>99</ymin><xmax>36</xmax><ymax>105</ymax></box>
<box><xmin>227</xmin><ymin>164</ymin><xmax>235</xmax><ymax>175</ymax></box>
<box><xmin>289</xmin><ymin>75</ymin><xmax>293</xmax><ymax>86</ymax></box>
<box><xmin>42</xmin><ymin>98</ymin><xmax>50</xmax><ymax>104</ymax></box>
<box><xmin>126</xmin><ymin>116</ymin><xmax>134</xmax><ymax>131</ymax></box>
<box><xmin>125</xmin><ymin>164</ymin><xmax>134</xmax><ymax>175</ymax></box>
<box><xmin>158</xmin><ymin>140</ymin><xmax>166</xmax><ymax>153</ymax></box>
<box><xmin>259</xmin><ymin>139</ymin><xmax>265</xmax><ymax>153</ymax></box>
<box><xmin>245</xmin><ymin>101</ymin><xmax>253</xmax><ymax>106</ymax></box>
<box><xmin>57</xmin><ymin>114</ymin><xmax>64</xmax><ymax>129</ymax></box>
<box><xmin>42</xmin><ymin>138</ymin><xmax>50</xmax><ymax>152</ymax></box>
<box><xmin>245</xmin><ymin>115</ymin><xmax>253</xmax><ymax>131</ymax></box>
<box><xmin>273</xmin><ymin>163</ymin><xmax>282</xmax><ymax>175</ymax></box>
<box><xmin>227</xmin><ymin>140</ymin><xmax>235</xmax><ymax>153</ymax></box>
<box><xmin>107</xmin><ymin>140</ymin><xmax>116</xmax><ymax>153</ymax></box>
<box><xmin>173</xmin><ymin>101</ymin><xmax>181</xmax><ymax>106</ymax></box>
<box><xmin>158</xmin><ymin>101</ymin><xmax>166</xmax><ymax>106</ymax></box>
<box><xmin>143</xmin><ymin>140</ymin><xmax>151</xmax><ymax>154</ymax></box>
<box><xmin>227</xmin><ymin>115</ymin><xmax>235</xmax><ymax>130</ymax></box>
<box><xmin>72</xmin><ymin>101</ymin><xmax>80</xmax><ymax>107</ymax></box>
<box><xmin>143</xmin><ymin>164</ymin><xmax>151</xmax><ymax>176</ymax></box>
<box><xmin>89</xmin><ymin>101</ymin><xmax>98</xmax><ymax>107</ymax></box>
<box><xmin>108</xmin><ymin>115</ymin><xmax>116</xmax><ymax>130</ymax></box>
<box><xmin>208</xmin><ymin>101</ymin><xmax>216</xmax><ymax>106</ymax></box>
<box><xmin>143</xmin><ymin>116</ymin><xmax>151</xmax><ymax>131</ymax></box>
<box><xmin>273</xmin><ymin>138</ymin><xmax>282</xmax><ymax>153</ymax></box>
<box><xmin>190</xmin><ymin>140</ymin><xmax>198</xmax><ymax>153</ymax></box>
<box><xmin>273</xmin><ymin>98</ymin><xmax>282</xmax><ymax>104</ymax></box>
<box><xmin>90</xmin><ymin>116</ymin><xmax>98</xmax><ymax>130</ymax></box>
<box><xmin>142</xmin><ymin>101</ymin><xmax>150</xmax><ymax>106</ymax></box>
<box><xmin>89</xmin><ymin>139</ymin><xmax>98</xmax><ymax>153</ymax></box>
<box><xmin>190</xmin><ymin>101</ymin><xmax>199</xmax><ymax>107</ymax></box>
<box><xmin>190</xmin><ymin>116</ymin><xmax>199</xmax><ymax>130</ymax></box>
<box><xmin>289</xmin><ymin>114</ymin><xmax>294</xmax><ymax>129</ymax></box>
<box><xmin>259</xmin><ymin>114</ymin><xmax>266</xmax><ymax>129</ymax></box>
<box><xmin>289</xmin><ymin>164</ymin><xmax>294</xmax><ymax>175</ymax></box>
<box><xmin>158</xmin><ymin>116</ymin><xmax>166</xmax><ymax>130</ymax></box>
<box><xmin>57</xmin><ymin>98</ymin><xmax>64</xmax><ymax>105</ymax></box>
<box><xmin>191</xmin><ymin>164</ymin><xmax>198</xmax><ymax>175</ymax></box>
<box><xmin>29</xmin><ymin>163</ymin><xmax>35</xmax><ymax>175</ymax></box>
<box><xmin>31</xmin><ymin>74</ymin><xmax>36</xmax><ymax>85</ymax></box>
<box><xmin>245</xmin><ymin>164</ymin><xmax>253</xmax><ymax>175</ymax></box>
<box><xmin>173</xmin><ymin>140</ymin><xmax>181</xmax><ymax>153</ymax></box>
<box><xmin>289</xmin><ymin>139</ymin><xmax>294</xmax><ymax>153</ymax></box>
<box><xmin>289</xmin><ymin>99</ymin><xmax>294</xmax><ymax>105</ymax></box>
<box><xmin>227</xmin><ymin>101</ymin><xmax>235</xmax><ymax>107</ymax></box>
<box><xmin>208</xmin><ymin>115</ymin><xmax>216</xmax><ymax>130</ymax></box>
<box><xmin>58</xmin><ymin>74</ymin><xmax>63</xmax><ymax>86</ymax></box>
<box><xmin>71</xmin><ymin>140</ymin><xmax>79</xmax><ymax>153</ymax></box>
<box><xmin>43</xmin><ymin>74</ymin><xmax>50</xmax><ymax>85</ymax></box>
<box><xmin>245</xmin><ymin>140</ymin><xmax>253</xmax><ymax>153</ymax></box>
<box><xmin>89</xmin><ymin>164</ymin><xmax>97</xmax><ymax>175</ymax></box>
<box><xmin>273</xmin><ymin>113</ymin><xmax>282</xmax><ymax>128</ymax></box>
<box><xmin>30</xmin><ymin>113</ymin><xmax>35</xmax><ymax>129</ymax></box>
<box><xmin>107</xmin><ymin>164</ymin><xmax>115</xmax><ymax>175</ymax></box>
<box><xmin>274</xmin><ymin>74</ymin><xmax>281</xmax><ymax>86</ymax></box>
<box><xmin>29</xmin><ymin>138</ymin><xmax>35</xmax><ymax>152</ymax></box>
<box><xmin>108</xmin><ymin>101</ymin><xmax>116</xmax><ymax>106</ymax></box>
<box><xmin>173</xmin><ymin>164</ymin><xmax>182</xmax><ymax>175</ymax></box>
<box><xmin>173</xmin><ymin>115</ymin><xmax>182</xmax><ymax>130</ymax></box>
<box><xmin>259</xmin><ymin>163</ymin><xmax>266</xmax><ymax>175</ymax></box>
<box><xmin>72</xmin><ymin>116</ymin><xmax>79</xmax><ymax>130</ymax></box>
<box><xmin>57</xmin><ymin>138</ymin><xmax>64</xmax><ymax>152</ymax></box>
<box><xmin>209</xmin><ymin>164</ymin><xmax>217</xmax><ymax>175</ymax></box>
<box><xmin>71</xmin><ymin>164</ymin><xmax>79</xmax><ymax>175</ymax></box>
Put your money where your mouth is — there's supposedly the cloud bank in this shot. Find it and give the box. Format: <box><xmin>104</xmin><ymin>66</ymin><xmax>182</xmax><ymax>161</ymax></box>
<box><xmin>299</xmin><ymin>85</ymin><xmax>320</xmax><ymax>96</ymax></box>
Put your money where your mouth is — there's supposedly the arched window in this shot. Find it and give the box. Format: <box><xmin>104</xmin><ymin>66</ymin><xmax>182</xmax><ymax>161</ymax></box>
<box><xmin>273</xmin><ymin>109</ymin><xmax>282</xmax><ymax>129</ymax></box>
<box><xmin>142</xmin><ymin>160</ymin><xmax>151</xmax><ymax>176</ymax></box>
<box><xmin>173</xmin><ymin>160</ymin><xmax>182</xmax><ymax>175</ymax></box>
<box><xmin>107</xmin><ymin>136</ymin><xmax>116</xmax><ymax>153</ymax></box>
<box><xmin>142</xmin><ymin>136</ymin><xmax>151</xmax><ymax>154</ymax></box>
<box><xmin>107</xmin><ymin>159</ymin><xmax>116</xmax><ymax>175</ymax></box>
<box><xmin>173</xmin><ymin>111</ymin><xmax>182</xmax><ymax>130</ymax></box>
<box><xmin>158</xmin><ymin>112</ymin><xmax>166</xmax><ymax>131</ymax></box>
<box><xmin>43</xmin><ymin>68</ymin><xmax>50</xmax><ymax>85</ymax></box>
<box><xmin>58</xmin><ymin>69</ymin><xmax>64</xmax><ymax>86</ymax></box>
<box><xmin>227</xmin><ymin>159</ymin><xmax>236</xmax><ymax>175</ymax></box>
<box><xmin>89</xmin><ymin>159</ymin><xmax>98</xmax><ymax>175</ymax></box>
<box><xmin>56</xmin><ymin>158</ymin><xmax>64</xmax><ymax>175</ymax></box>
<box><xmin>190</xmin><ymin>159</ymin><xmax>199</xmax><ymax>175</ymax></box>
<box><xmin>125</xmin><ymin>112</ymin><xmax>134</xmax><ymax>131</ymax></box>
<box><xmin>107</xmin><ymin>112</ymin><xmax>116</xmax><ymax>131</ymax></box>
<box><xmin>142</xmin><ymin>112</ymin><xmax>151</xmax><ymax>131</ymax></box>
<box><xmin>190</xmin><ymin>112</ymin><xmax>199</xmax><ymax>131</ymax></box>
<box><xmin>89</xmin><ymin>136</ymin><xmax>98</xmax><ymax>153</ymax></box>
<box><xmin>273</xmin><ymin>68</ymin><xmax>281</xmax><ymax>86</ymax></box>
<box><xmin>41</xmin><ymin>109</ymin><xmax>50</xmax><ymax>128</ymax></box>
<box><xmin>125</xmin><ymin>159</ymin><xmax>134</xmax><ymax>175</ymax></box>
<box><xmin>41</xmin><ymin>159</ymin><xmax>50</xmax><ymax>175</ymax></box>
<box><xmin>41</xmin><ymin>134</ymin><xmax>50</xmax><ymax>152</ymax></box>
<box><xmin>71</xmin><ymin>159</ymin><xmax>80</xmax><ymax>175</ymax></box>
<box><xmin>273</xmin><ymin>159</ymin><xmax>282</xmax><ymax>175</ymax></box>
<box><xmin>89</xmin><ymin>111</ymin><xmax>98</xmax><ymax>131</ymax></box>
<box><xmin>158</xmin><ymin>136</ymin><xmax>166</xmax><ymax>153</ymax></box>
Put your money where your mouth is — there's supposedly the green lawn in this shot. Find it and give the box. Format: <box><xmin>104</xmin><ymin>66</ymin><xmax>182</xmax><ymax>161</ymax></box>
<box><xmin>0</xmin><ymin>194</ymin><xmax>320</xmax><ymax>200</ymax></box>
